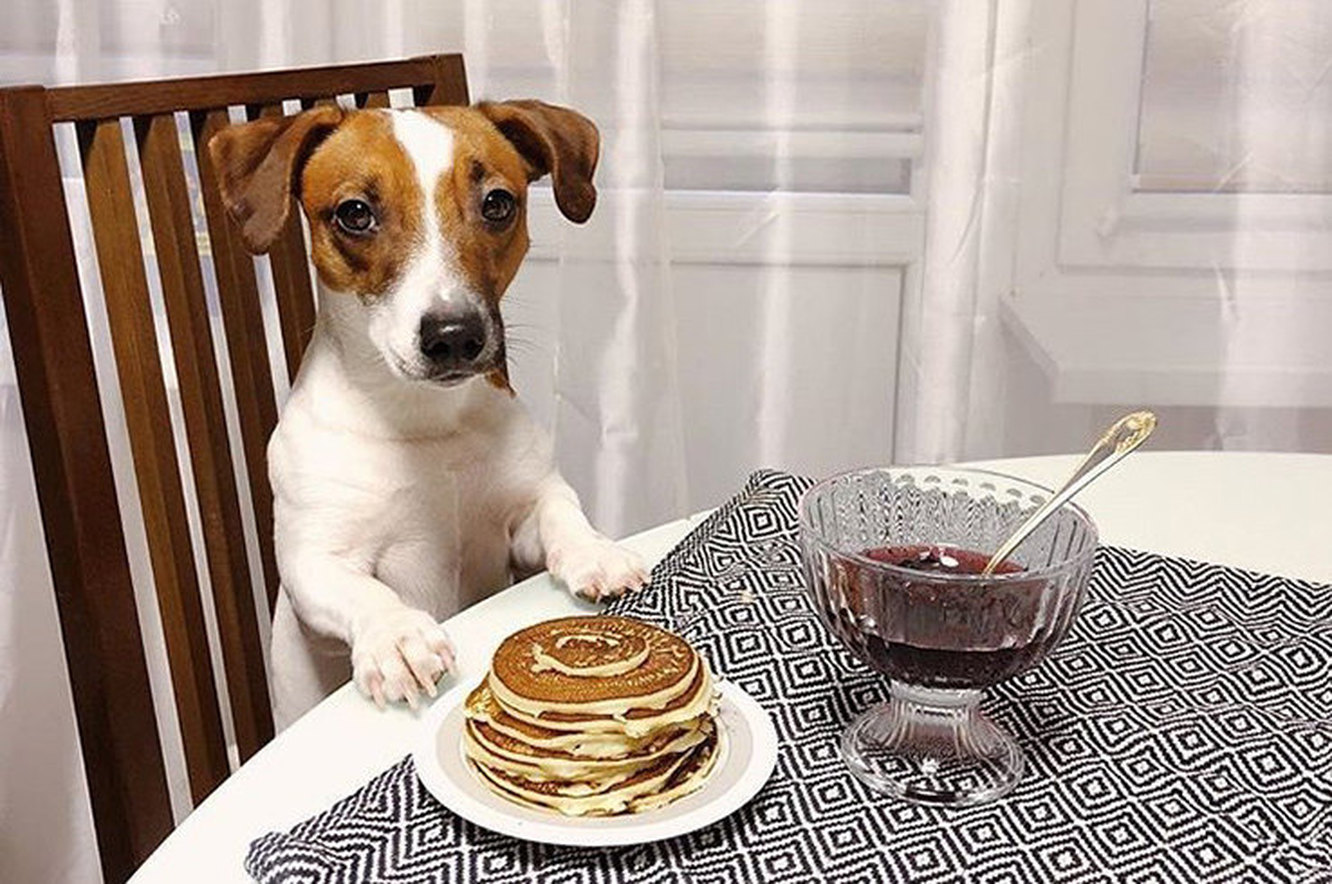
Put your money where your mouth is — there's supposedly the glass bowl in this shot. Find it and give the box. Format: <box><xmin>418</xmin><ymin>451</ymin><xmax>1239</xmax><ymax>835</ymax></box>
<box><xmin>798</xmin><ymin>466</ymin><xmax>1098</xmax><ymax>806</ymax></box>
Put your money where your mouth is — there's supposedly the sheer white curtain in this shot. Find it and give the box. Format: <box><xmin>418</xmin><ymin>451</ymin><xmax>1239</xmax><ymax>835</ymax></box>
<box><xmin>3</xmin><ymin>1</ymin><xmax>1330</xmax><ymax>881</ymax></box>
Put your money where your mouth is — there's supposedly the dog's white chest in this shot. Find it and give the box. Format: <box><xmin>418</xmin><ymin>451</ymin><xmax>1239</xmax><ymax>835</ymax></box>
<box><xmin>270</xmin><ymin>396</ymin><xmax>521</xmax><ymax>621</ymax></box>
<box><xmin>369</xmin><ymin>440</ymin><xmax>512</xmax><ymax>612</ymax></box>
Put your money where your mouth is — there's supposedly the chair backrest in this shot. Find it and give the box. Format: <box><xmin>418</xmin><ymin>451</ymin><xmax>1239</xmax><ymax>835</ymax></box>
<box><xmin>0</xmin><ymin>55</ymin><xmax>468</xmax><ymax>882</ymax></box>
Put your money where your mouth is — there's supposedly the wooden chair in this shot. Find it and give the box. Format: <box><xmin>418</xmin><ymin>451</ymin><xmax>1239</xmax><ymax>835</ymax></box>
<box><xmin>0</xmin><ymin>55</ymin><xmax>468</xmax><ymax>882</ymax></box>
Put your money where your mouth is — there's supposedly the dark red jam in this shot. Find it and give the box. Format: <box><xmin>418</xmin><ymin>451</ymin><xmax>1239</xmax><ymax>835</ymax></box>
<box><xmin>822</xmin><ymin>544</ymin><xmax>1059</xmax><ymax>688</ymax></box>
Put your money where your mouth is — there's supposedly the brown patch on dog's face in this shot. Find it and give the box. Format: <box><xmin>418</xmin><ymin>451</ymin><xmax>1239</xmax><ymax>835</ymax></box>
<box><xmin>419</xmin><ymin>105</ymin><xmax>532</xmax><ymax>306</ymax></box>
<box><xmin>298</xmin><ymin>112</ymin><xmax>424</xmax><ymax>300</ymax></box>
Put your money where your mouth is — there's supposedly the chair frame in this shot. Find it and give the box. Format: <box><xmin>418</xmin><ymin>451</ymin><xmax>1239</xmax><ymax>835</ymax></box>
<box><xmin>0</xmin><ymin>54</ymin><xmax>468</xmax><ymax>882</ymax></box>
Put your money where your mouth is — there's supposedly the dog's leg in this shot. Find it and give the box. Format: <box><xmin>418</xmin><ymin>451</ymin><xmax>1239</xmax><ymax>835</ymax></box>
<box><xmin>511</xmin><ymin>475</ymin><xmax>648</xmax><ymax>601</ymax></box>
<box><xmin>280</xmin><ymin>552</ymin><xmax>456</xmax><ymax>709</ymax></box>
<box><xmin>270</xmin><ymin>589</ymin><xmax>351</xmax><ymax>730</ymax></box>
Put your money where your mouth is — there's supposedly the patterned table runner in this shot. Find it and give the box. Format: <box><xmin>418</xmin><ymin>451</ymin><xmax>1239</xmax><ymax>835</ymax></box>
<box><xmin>247</xmin><ymin>470</ymin><xmax>1332</xmax><ymax>883</ymax></box>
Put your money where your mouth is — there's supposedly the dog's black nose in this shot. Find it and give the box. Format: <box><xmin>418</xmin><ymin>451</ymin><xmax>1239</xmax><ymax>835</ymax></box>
<box><xmin>419</xmin><ymin>310</ymin><xmax>486</xmax><ymax>369</ymax></box>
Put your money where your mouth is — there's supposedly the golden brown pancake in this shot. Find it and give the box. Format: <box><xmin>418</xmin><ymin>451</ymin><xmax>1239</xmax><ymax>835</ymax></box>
<box><xmin>468</xmin><ymin>728</ymin><xmax>720</xmax><ymax>816</ymax></box>
<box><xmin>490</xmin><ymin>616</ymin><xmax>697</xmax><ymax>710</ymax></box>
<box><xmin>464</xmin><ymin>717</ymin><xmax>713</xmax><ymax>781</ymax></box>
<box><xmin>467</xmin><ymin>682</ymin><xmax>707</xmax><ymax>759</ymax></box>
<box><xmin>493</xmin><ymin>665</ymin><xmax>713</xmax><ymax>739</ymax></box>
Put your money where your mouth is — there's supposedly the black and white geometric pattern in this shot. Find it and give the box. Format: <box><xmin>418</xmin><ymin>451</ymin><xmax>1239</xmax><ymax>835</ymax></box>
<box><xmin>246</xmin><ymin>469</ymin><xmax>1332</xmax><ymax>883</ymax></box>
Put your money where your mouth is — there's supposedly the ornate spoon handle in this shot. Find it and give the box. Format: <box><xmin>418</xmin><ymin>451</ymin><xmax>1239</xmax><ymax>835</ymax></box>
<box><xmin>981</xmin><ymin>411</ymin><xmax>1158</xmax><ymax>577</ymax></box>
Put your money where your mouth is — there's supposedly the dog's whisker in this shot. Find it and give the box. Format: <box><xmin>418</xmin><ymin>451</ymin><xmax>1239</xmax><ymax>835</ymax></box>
<box><xmin>503</xmin><ymin>334</ymin><xmax>552</xmax><ymax>359</ymax></box>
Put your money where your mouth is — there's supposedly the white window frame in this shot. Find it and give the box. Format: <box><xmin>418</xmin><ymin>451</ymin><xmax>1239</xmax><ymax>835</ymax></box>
<box><xmin>1059</xmin><ymin>0</ymin><xmax>1332</xmax><ymax>272</ymax></box>
<box><xmin>1001</xmin><ymin>0</ymin><xmax>1332</xmax><ymax>409</ymax></box>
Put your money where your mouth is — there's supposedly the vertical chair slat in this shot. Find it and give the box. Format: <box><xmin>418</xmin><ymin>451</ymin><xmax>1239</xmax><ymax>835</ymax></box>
<box><xmin>189</xmin><ymin>109</ymin><xmax>283</xmax><ymax>633</ymax></box>
<box><xmin>135</xmin><ymin>112</ymin><xmax>274</xmax><ymax>764</ymax></box>
<box><xmin>247</xmin><ymin>102</ymin><xmax>317</xmax><ymax>383</ymax></box>
<box><xmin>0</xmin><ymin>86</ymin><xmax>172</xmax><ymax>881</ymax></box>
<box><xmin>355</xmin><ymin>90</ymin><xmax>391</xmax><ymax>108</ymax></box>
<box><xmin>416</xmin><ymin>54</ymin><xmax>470</xmax><ymax>107</ymax></box>
<box><xmin>75</xmin><ymin>116</ymin><xmax>231</xmax><ymax>805</ymax></box>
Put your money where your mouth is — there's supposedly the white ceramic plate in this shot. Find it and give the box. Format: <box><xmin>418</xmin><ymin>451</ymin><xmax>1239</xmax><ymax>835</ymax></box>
<box><xmin>413</xmin><ymin>678</ymin><xmax>778</xmax><ymax>846</ymax></box>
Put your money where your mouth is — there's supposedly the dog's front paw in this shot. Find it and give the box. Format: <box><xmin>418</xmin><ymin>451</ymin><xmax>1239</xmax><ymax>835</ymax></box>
<box><xmin>548</xmin><ymin>536</ymin><xmax>648</xmax><ymax>602</ymax></box>
<box><xmin>351</xmin><ymin>608</ymin><xmax>455</xmax><ymax>709</ymax></box>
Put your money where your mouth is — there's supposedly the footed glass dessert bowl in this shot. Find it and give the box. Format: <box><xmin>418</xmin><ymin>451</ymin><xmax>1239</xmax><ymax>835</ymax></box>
<box><xmin>798</xmin><ymin>466</ymin><xmax>1098</xmax><ymax>806</ymax></box>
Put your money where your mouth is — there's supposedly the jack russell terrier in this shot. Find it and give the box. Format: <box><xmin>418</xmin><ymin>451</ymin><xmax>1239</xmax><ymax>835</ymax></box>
<box><xmin>210</xmin><ymin>100</ymin><xmax>647</xmax><ymax>729</ymax></box>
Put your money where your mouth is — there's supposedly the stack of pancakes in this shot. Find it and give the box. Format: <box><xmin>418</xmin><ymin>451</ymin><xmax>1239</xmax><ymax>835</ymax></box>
<box><xmin>463</xmin><ymin>615</ymin><xmax>720</xmax><ymax>816</ymax></box>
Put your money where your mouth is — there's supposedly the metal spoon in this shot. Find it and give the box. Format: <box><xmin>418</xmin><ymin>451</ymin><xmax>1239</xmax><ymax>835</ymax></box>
<box><xmin>981</xmin><ymin>410</ymin><xmax>1158</xmax><ymax>576</ymax></box>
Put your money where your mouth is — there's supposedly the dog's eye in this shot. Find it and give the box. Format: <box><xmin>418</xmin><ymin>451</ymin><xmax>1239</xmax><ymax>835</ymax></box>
<box><xmin>481</xmin><ymin>189</ymin><xmax>516</xmax><ymax>224</ymax></box>
<box><xmin>334</xmin><ymin>199</ymin><xmax>376</xmax><ymax>235</ymax></box>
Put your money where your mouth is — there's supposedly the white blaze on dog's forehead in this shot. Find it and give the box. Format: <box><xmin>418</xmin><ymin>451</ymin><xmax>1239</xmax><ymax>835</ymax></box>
<box><xmin>385</xmin><ymin>109</ymin><xmax>468</xmax><ymax>306</ymax></box>
<box><xmin>388</xmin><ymin>109</ymin><xmax>455</xmax><ymax>194</ymax></box>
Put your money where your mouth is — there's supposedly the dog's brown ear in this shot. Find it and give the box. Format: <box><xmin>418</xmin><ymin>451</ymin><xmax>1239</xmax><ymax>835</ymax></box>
<box><xmin>478</xmin><ymin>100</ymin><xmax>599</xmax><ymax>224</ymax></box>
<box><xmin>207</xmin><ymin>105</ymin><xmax>344</xmax><ymax>253</ymax></box>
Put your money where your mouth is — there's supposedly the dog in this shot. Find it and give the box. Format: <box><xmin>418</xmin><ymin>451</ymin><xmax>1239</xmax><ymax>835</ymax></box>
<box><xmin>210</xmin><ymin>100</ymin><xmax>647</xmax><ymax>730</ymax></box>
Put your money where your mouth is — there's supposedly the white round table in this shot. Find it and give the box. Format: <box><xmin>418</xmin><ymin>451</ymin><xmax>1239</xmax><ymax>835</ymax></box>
<box><xmin>129</xmin><ymin>452</ymin><xmax>1332</xmax><ymax>882</ymax></box>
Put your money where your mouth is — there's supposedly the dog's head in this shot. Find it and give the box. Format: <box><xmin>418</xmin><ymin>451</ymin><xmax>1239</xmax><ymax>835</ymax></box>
<box><xmin>209</xmin><ymin>101</ymin><xmax>598</xmax><ymax>388</ymax></box>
